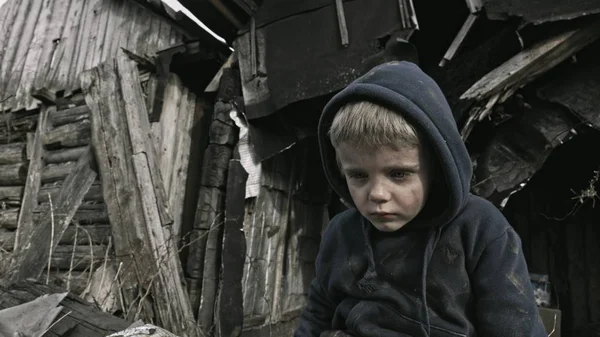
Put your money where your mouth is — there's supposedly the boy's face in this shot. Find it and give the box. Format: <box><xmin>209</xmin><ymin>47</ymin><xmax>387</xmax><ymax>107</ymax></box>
<box><xmin>336</xmin><ymin>142</ymin><xmax>433</xmax><ymax>232</ymax></box>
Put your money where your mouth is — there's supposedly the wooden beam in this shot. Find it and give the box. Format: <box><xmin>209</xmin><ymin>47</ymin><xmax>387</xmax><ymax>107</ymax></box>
<box><xmin>13</xmin><ymin>106</ymin><xmax>49</xmax><ymax>251</ymax></box>
<box><xmin>460</xmin><ymin>20</ymin><xmax>600</xmax><ymax>139</ymax></box>
<box><xmin>461</xmin><ymin>20</ymin><xmax>600</xmax><ymax>101</ymax></box>
<box><xmin>10</xmin><ymin>146</ymin><xmax>97</xmax><ymax>281</ymax></box>
<box><xmin>215</xmin><ymin>159</ymin><xmax>248</xmax><ymax>337</ymax></box>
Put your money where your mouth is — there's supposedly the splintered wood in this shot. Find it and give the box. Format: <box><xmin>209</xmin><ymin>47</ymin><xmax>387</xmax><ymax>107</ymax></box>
<box><xmin>80</xmin><ymin>52</ymin><xmax>198</xmax><ymax>337</ymax></box>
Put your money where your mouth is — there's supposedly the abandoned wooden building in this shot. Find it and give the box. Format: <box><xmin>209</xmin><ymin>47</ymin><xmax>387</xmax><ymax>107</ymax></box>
<box><xmin>1</xmin><ymin>0</ymin><xmax>600</xmax><ymax>336</ymax></box>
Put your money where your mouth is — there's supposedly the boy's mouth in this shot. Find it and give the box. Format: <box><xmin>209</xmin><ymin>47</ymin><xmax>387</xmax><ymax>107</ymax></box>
<box><xmin>369</xmin><ymin>212</ymin><xmax>396</xmax><ymax>220</ymax></box>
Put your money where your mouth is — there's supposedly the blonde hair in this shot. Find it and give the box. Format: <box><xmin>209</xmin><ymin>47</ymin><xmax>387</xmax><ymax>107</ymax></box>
<box><xmin>329</xmin><ymin>101</ymin><xmax>419</xmax><ymax>149</ymax></box>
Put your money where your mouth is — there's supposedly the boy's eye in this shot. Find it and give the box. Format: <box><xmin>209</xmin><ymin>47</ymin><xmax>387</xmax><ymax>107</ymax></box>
<box><xmin>390</xmin><ymin>170</ymin><xmax>408</xmax><ymax>180</ymax></box>
<box><xmin>347</xmin><ymin>172</ymin><xmax>367</xmax><ymax>180</ymax></box>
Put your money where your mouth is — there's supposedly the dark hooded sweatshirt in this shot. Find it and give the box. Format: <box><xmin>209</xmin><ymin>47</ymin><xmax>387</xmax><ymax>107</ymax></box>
<box><xmin>294</xmin><ymin>61</ymin><xmax>547</xmax><ymax>337</ymax></box>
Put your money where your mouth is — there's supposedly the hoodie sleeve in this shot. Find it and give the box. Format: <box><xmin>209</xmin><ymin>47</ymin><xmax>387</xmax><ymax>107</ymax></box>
<box><xmin>294</xmin><ymin>276</ymin><xmax>336</xmax><ymax>337</ymax></box>
<box><xmin>471</xmin><ymin>227</ymin><xmax>547</xmax><ymax>337</ymax></box>
<box><xmin>295</xmin><ymin>212</ymin><xmax>348</xmax><ymax>337</ymax></box>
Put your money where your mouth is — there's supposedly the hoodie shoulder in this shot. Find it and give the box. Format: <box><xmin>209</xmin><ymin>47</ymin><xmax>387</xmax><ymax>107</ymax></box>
<box><xmin>452</xmin><ymin>194</ymin><xmax>514</xmax><ymax>264</ymax></box>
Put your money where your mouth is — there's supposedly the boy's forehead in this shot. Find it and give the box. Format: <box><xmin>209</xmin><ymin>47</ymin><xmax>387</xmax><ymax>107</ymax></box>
<box><xmin>335</xmin><ymin>142</ymin><xmax>422</xmax><ymax>164</ymax></box>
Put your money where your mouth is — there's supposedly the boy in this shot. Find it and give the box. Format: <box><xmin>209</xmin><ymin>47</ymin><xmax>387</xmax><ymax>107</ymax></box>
<box><xmin>294</xmin><ymin>61</ymin><xmax>547</xmax><ymax>337</ymax></box>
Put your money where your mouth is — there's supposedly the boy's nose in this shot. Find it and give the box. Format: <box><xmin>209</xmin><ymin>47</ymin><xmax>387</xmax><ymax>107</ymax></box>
<box><xmin>368</xmin><ymin>182</ymin><xmax>391</xmax><ymax>203</ymax></box>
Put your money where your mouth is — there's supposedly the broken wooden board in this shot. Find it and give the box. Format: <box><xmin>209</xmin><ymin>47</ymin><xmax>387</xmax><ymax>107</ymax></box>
<box><xmin>10</xmin><ymin>146</ymin><xmax>97</xmax><ymax>282</ymax></box>
<box><xmin>81</xmin><ymin>52</ymin><xmax>198</xmax><ymax>337</ymax></box>
<box><xmin>0</xmin><ymin>291</ymin><xmax>67</xmax><ymax>337</ymax></box>
<box><xmin>459</xmin><ymin>19</ymin><xmax>600</xmax><ymax>139</ymax></box>
<box><xmin>0</xmin><ymin>281</ymin><xmax>129</xmax><ymax>337</ymax></box>
<box><xmin>13</xmin><ymin>106</ymin><xmax>49</xmax><ymax>252</ymax></box>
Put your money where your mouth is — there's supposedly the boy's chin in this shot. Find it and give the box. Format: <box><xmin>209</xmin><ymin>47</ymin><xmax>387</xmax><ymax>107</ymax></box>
<box><xmin>370</xmin><ymin>220</ymin><xmax>407</xmax><ymax>232</ymax></box>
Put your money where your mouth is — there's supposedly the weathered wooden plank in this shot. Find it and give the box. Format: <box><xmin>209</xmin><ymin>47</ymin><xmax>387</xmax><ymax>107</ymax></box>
<box><xmin>68</xmin><ymin>0</ymin><xmax>95</xmax><ymax>85</ymax></box>
<box><xmin>0</xmin><ymin>205</ymin><xmax>108</xmax><ymax>230</ymax></box>
<box><xmin>462</xmin><ymin>21</ymin><xmax>600</xmax><ymax>101</ymax></box>
<box><xmin>48</xmin><ymin>270</ymin><xmax>91</xmax><ymax>295</ymax></box>
<box><xmin>152</xmin><ymin>74</ymin><xmax>184</xmax><ymax>197</ymax></box>
<box><xmin>14</xmin><ymin>0</ymin><xmax>51</xmax><ymax>109</ymax></box>
<box><xmin>167</xmin><ymin>91</ymin><xmax>196</xmax><ymax>241</ymax></box>
<box><xmin>82</xmin><ymin>61</ymin><xmax>155</xmax><ymax>322</ymax></box>
<box><xmin>460</xmin><ymin>20</ymin><xmax>600</xmax><ymax>139</ymax></box>
<box><xmin>117</xmin><ymin>54</ymin><xmax>172</xmax><ymax>226</ymax></box>
<box><xmin>40</xmin><ymin>182</ymin><xmax>104</xmax><ymax>204</ymax></box>
<box><xmin>201</xmin><ymin>145</ymin><xmax>234</xmax><ymax>188</ymax></box>
<box><xmin>116</xmin><ymin>52</ymin><xmax>195</xmax><ymax>335</ymax></box>
<box><xmin>11</xmin><ymin>146</ymin><xmax>97</xmax><ymax>281</ymax></box>
<box><xmin>0</xmin><ymin>163</ymin><xmax>27</xmax><ymax>186</ymax></box>
<box><xmin>0</xmin><ymin>281</ymin><xmax>129</xmax><ymax>337</ymax></box>
<box><xmin>0</xmin><ymin>209</ymin><xmax>18</xmax><ymax>230</ymax></box>
<box><xmin>44</xmin><ymin>119</ymin><xmax>91</xmax><ymax>148</ymax></box>
<box><xmin>215</xmin><ymin>159</ymin><xmax>248</xmax><ymax>337</ymax></box>
<box><xmin>49</xmin><ymin>105</ymin><xmax>90</xmax><ymax>126</ymax></box>
<box><xmin>197</xmin><ymin>198</ymin><xmax>225</xmax><ymax>334</ymax></box>
<box><xmin>0</xmin><ymin>0</ymin><xmax>23</xmax><ymax>107</ymax></box>
<box><xmin>32</xmin><ymin>0</ymin><xmax>71</xmax><ymax>93</ymax></box>
<box><xmin>56</xmin><ymin>92</ymin><xmax>86</xmax><ymax>110</ymax></box>
<box><xmin>186</xmin><ymin>187</ymin><xmax>224</xmax><ymax>312</ymax></box>
<box><xmin>0</xmin><ymin>224</ymin><xmax>110</xmax><ymax>250</ymax></box>
<box><xmin>92</xmin><ymin>0</ymin><xmax>112</xmax><ymax>68</ymax></box>
<box><xmin>5</xmin><ymin>0</ymin><xmax>43</xmax><ymax>100</ymax></box>
<box><xmin>106</xmin><ymin>0</ymin><xmax>128</xmax><ymax>59</ymax></box>
<box><xmin>13</xmin><ymin>106</ymin><xmax>49</xmax><ymax>250</ymax></box>
<box><xmin>41</xmin><ymin>161</ymin><xmax>78</xmax><ymax>183</ymax></box>
<box><xmin>82</xmin><ymin>0</ymin><xmax>104</xmax><ymax>75</ymax></box>
<box><xmin>82</xmin><ymin>56</ymin><xmax>198</xmax><ymax>336</ymax></box>
<box><xmin>0</xmin><ymin>186</ymin><xmax>22</xmax><ymax>202</ymax></box>
<box><xmin>0</xmin><ymin>143</ymin><xmax>26</xmax><ymax>165</ymax></box>
<box><xmin>45</xmin><ymin>146</ymin><xmax>87</xmax><ymax>164</ymax></box>
<box><xmin>0</xmin><ymin>1</ymin><xmax>20</xmax><ymax>76</ymax></box>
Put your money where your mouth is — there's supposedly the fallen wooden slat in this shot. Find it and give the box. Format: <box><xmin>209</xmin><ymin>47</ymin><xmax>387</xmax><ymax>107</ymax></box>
<box><xmin>459</xmin><ymin>20</ymin><xmax>600</xmax><ymax>139</ymax></box>
<box><xmin>81</xmin><ymin>53</ymin><xmax>198</xmax><ymax>336</ymax></box>
<box><xmin>215</xmin><ymin>159</ymin><xmax>248</xmax><ymax>336</ymax></box>
<box><xmin>10</xmin><ymin>146</ymin><xmax>97</xmax><ymax>281</ymax></box>
<box><xmin>13</xmin><ymin>106</ymin><xmax>49</xmax><ymax>251</ymax></box>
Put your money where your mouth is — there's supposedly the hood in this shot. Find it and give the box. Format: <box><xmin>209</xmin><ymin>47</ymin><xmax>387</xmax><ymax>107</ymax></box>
<box><xmin>318</xmin><ymin>61</ymin><xmax>473</xmax><ymax>228</ymax></box>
